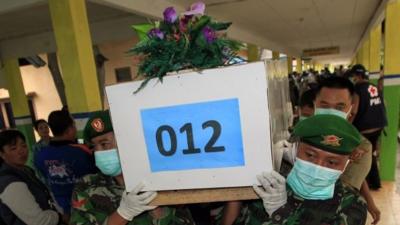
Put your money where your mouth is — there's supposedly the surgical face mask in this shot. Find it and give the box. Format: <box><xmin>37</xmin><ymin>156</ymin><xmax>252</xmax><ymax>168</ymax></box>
<box><xmin>286</xmin><ymin>158</ymin><xmax>344</xmax><ymax>200</ymax></box>
<box><xmin>94</xmin><ymin>148</ymin><xmax>122</xmax><ymax>177</ymax></box>
<box><xmin>314</xmin><ymin>106</ymin><xmax>352</xmax><ymax>120</ymax></box>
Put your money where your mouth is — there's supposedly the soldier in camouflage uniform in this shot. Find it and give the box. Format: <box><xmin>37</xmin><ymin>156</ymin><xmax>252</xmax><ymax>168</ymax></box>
<box><xmin>70</xmin><ymin>111</ymin><xmax>195</xmax><ymax>225</ymax></box>
<box><xmin>239</xmin><ymin>115</ymin><xmax>367</xmax><ymax>225</ymax></box>
<box><xmin>229</xmin><ymin>182</ymin><xmax>367</xmax><ymax>225</ymax></box>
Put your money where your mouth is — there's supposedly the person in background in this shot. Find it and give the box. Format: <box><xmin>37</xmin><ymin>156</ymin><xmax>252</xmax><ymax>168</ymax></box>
<box><xmin>35</xmin><ymin>110</ymin><xmax>97</xmax><ymax>220</ymax></box>
<box><xmin>0</xmin><ymin>130</ymin><xmax>63</xmax><ymax>225</ymax></box>
<box><xmin>70</xmin><ymin>110</ymin><xmax>195</xmax><ymax>225</ymax></box>
<box><xmin>33</xmin><ymin>119</ymin><xmax>51</xmax><ymax>146</ymax></box>
<box><xmin>31</xmin><ymin>119</ymin><xmax>52</xmax><ymax>180</ymax></box>
<box><xmin>377</xmin><ymin>65</ymin><xmax>384</xmax><ymax>97</ymax></box>
<box><xmin>288</xmin><ymin>72</ymin><xmax>300</xmax><ymax>113</ymax></box>
<box><xmin>298</xmin><ymin>88</ymin><xmax>316</xmax><ymax>121</ymax></box>
<box><xmin>349</xmin><ymin>64</ymin><xmax>387</xmax><ymax>190</ymax></box>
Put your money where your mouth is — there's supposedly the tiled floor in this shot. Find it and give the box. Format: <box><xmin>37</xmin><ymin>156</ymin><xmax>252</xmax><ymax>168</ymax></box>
<box><xmin>366</xmin><ymin>182</ymin><xmax>400</xmax><ymax>225</ymax></box>
<box><xmin>365</xmin><ymin>146</ymin><xmax>400</xmax><ymax>225</ymax></box>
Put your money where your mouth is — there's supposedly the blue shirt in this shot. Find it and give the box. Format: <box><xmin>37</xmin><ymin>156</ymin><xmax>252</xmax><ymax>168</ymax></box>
<box><xmin>34</xmin><ymin>140</ymin><xmax>97</xmax><ymax>214</ymax></box>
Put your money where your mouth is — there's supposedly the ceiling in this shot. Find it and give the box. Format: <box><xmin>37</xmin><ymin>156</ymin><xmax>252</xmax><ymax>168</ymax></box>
<box><xmin>0</xmin><ymin>0</ymin><xmax>386</xmax><ymax>65</ymax></box>
<box><xmin>168</xmin><ymin>0</ymin><xmax>384</xmax><ymax>65</ymax></box>
<box><xmin>0</xmin><ymin>1</ymin><xmax>135</xmax><ymax>41</ymax></box>
<box><xmin>0</xmin><ymin>1</ymin><xmax>148</xmax><ymax>58</ymax></box>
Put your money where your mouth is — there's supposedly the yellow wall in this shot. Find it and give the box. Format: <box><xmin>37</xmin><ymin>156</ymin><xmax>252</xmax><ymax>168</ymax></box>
<box><xmin>0</xmin><ymin>38</ymin><xmax>142</xmax><ymax>124</ymax></box>
<box><xmin>0</xmin><ymin>54</ymin><xmax>62</xmax><ymax>121</ymax></box>
<box><xmin>100</xmin><ymin>37</ymin><xmax>140</xmax><ymax>86</ymax></box>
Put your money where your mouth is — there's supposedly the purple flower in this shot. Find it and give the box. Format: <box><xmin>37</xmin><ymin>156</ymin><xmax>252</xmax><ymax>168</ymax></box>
<box><xmin>202</xmin><ymin>26</ymin><xmax>216</xmax><ymax>43</ymax></box>
<box><xmin>163</xmin><ymin>7</ymin><xmax>178</xmax><ymax>23</ymax></box>
<box><xmin>148</xmin><ymin>28</ymin><xmax>164</xmax><ymax>39</ymax></box>
<box><xmin>183</xmin><ymin>2</ymin><xmax>205</xmax><ymax>16</ymax></box>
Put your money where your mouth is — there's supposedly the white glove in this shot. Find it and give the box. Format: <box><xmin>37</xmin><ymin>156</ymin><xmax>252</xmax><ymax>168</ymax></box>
<box><xmin>253</xmin><ymin>171</ymin><xmax>287</xmax><ymax>216</ymax></box>
<box><xmin>117</xmin><ymin>182</ymin><xmax>158</xmax><ymax>221</ymax></box>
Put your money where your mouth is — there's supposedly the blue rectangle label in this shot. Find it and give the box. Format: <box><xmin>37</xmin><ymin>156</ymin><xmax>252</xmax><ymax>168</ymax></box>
<box><xmin>140</xmin><ymin>98</ymin><xmax>245</xmax><ymax>172</ymax></box>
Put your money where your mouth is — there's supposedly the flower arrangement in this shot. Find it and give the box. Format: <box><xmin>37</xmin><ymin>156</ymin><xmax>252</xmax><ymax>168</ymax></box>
<box><xmin>129</xmin><ymin>2</ymin><xmax>243</xmax><ymax>93</ymax></box>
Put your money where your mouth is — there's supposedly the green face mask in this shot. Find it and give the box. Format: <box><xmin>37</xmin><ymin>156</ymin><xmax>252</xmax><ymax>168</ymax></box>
<box><xmin>94</xmin><ymin>148</ymin><xmax>122</xmax><ymax>177</ymax></box>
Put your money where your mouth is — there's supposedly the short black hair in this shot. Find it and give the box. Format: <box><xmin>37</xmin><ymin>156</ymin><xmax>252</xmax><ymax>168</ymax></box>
<box><xmin>316</xmin><ymin>76</ymin><xmax>355</xmax><ymax>97</ymax></box>
<box><xmin>0</xmin><ymin>130</ymin><xmax>26</xmax><ymax>152</ymax></box>
<box><xmin>48</xmin><ymin>110</ymin><xmax>74</xmax><ymax>136</ymax></box>
<box><xmin>299</xmin><ymin>89</ymin><xmax>316</xmax><ymax>108</ymax></box>
<box><xmin>33</xmin><ymin>119</ymin><xmax>47</xmax><ymax>131</ymax></box>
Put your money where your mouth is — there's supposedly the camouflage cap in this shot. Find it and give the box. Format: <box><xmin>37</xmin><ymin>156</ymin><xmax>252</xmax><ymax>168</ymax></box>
<box><xmin>83</xmin><ymin>110</ymin><xmax>113</xmax><ymax>143</ymax></box>
<box><xmin>293</xmin><ymin>114</ymin><xmax>361</xmax><ymax>155</ymax></box>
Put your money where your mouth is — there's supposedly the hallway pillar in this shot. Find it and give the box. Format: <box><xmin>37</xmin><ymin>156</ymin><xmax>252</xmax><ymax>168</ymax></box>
<box><xmin>49</xmin><ymin>0</ymin><xmax>102</xmax><ymax>136</ymax></box>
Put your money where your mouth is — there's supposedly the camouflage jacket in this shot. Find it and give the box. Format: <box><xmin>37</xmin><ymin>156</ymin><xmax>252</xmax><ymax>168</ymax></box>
<box><xmin>229</xmin><ymin>181</ymin><xmax>367</xmax><ymax>225</ymax></box>
<box><xmin>70</xmin><ymin>173</ymin><xmax>195</xmax><ymax>225</ymax></box>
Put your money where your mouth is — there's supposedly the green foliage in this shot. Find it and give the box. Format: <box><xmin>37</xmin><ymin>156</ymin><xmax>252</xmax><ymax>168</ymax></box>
<box><xmin>131</xmin><ymin>24</ymin><xmax>154</xmax><ymax>41</ymax></box>
<box><xmin>129</xmin><ymin>9</ymin><xmax>243</xmax><ymax>93</ymax></box>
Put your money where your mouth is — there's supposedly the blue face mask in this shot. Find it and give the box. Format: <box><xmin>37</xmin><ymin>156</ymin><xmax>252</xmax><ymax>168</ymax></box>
<box><xmin>314</xmin><ymin>108</ymin><xmax>349</xmax><ymax>119</ymax></box>
<box><xmin>287</xmin><ymin>158</ymin><xmax>344</xmax><ymax>200</ymax></box>
<box><xmin>94</xmin><ymin>149</ymin><xmax>122</xmax><ymax>177</ymax></box>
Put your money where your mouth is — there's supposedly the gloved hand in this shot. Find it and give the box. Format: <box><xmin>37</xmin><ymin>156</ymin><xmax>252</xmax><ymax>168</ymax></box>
<box><xmin>253</xmin><ymin>171</ymin><xmax>287</xmax><ymax>216</ymax></box>
<box><xmin>117</xmin><ymin>182</ymin><xmax>158</xmax><ymax>221</ymax></box>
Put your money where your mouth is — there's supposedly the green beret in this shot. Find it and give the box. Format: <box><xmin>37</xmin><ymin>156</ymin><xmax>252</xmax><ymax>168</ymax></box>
<box><xmin>293</xmin><ymin>114</ymin><xmax>361</xmax><ymax>155</ymax></box>
<box><xmin>83</xmin><ymin>110</ymin><xmax>113</xmax><ymax>143</ymax></box>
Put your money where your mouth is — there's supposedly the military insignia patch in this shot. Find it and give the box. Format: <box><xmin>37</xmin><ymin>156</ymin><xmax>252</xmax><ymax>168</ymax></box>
<box><xmin>91</xmin><ymin>118</ymin><xmax>104</xmax><ymax>132</ymax></box>
<box><xmin>321</xmin><ymin>135</ymin><xmax>342</xmax><ymax>146</ymax></box>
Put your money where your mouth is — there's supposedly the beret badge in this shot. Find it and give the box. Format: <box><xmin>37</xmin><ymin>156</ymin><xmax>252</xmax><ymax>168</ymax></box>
<box><xmin>321</xmin><ymin>135</ymin><xmax>342</xmax><ymax>147</ymax></box>
<box><xmin>91</xmin><ymin>118</ymin><xmax>105</xmax><ymax>133</ymax></box>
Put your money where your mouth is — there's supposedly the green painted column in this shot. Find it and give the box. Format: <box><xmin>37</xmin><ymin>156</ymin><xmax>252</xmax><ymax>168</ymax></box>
<box><xmin>3</xmin><ymin>58</ymin><xmax>35</xmax><ymax>167</ymax></box>
<box><xmin>49</xmin><ymin>0</ymin><xmax>102</xmax><ymax>137</ymax></box>
<box><xmin>380</xmin><ymin>1</ymin><xmax>400</xmax><ymax>181</ymax></box>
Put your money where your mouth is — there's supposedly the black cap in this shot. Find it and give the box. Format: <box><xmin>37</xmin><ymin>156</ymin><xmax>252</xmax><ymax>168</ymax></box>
<box><xmin>349</xmin><ymin>64</ymin><xmax>367</xmax><ymax>77</ymax></box>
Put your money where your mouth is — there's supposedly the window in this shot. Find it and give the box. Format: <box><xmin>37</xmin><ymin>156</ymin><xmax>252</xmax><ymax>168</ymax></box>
<box><xmin>115</xmin><ymin>67</ymin><xmax>132</xmax><ymax>83</ymax></box>
<box><xmin>0</xmin><ymin>107</ymin><xmax>5</xmax><ymax>130</ymax></box>
<box><xmin>0</xmin><ymin>95</ymin><xmax>36</xmax><ymax>129</ymax></box>
<box><xmin>4</xmin><ymin>102</ymin><xmax>15</xmax><ymax>128</ymax></box>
